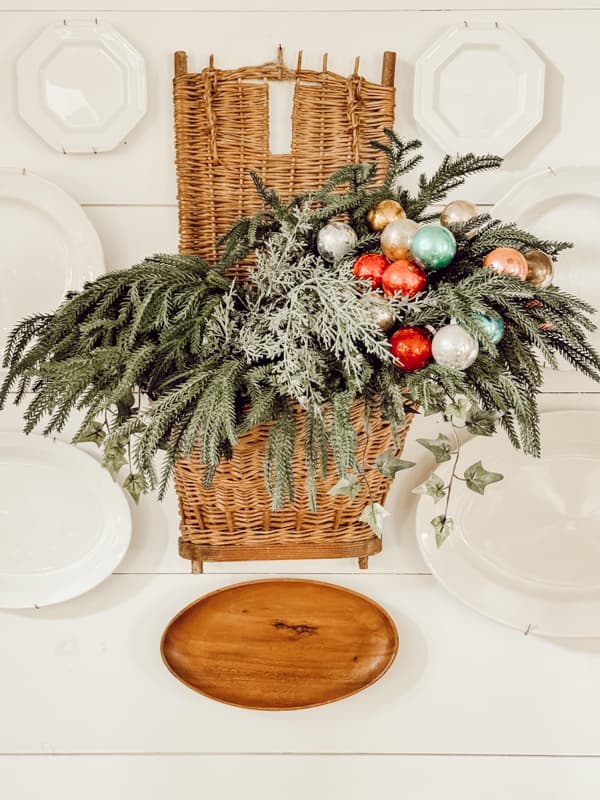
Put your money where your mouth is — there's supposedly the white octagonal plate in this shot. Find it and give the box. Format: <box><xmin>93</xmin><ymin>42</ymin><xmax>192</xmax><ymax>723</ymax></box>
<box><xmin>414</xmin><ymin>23</ymin><xmax>545</xmax><ymax>156</ymax></box>
<box><xmin>417</xmin><ymin>411</ymin><xmax>600</xmax><ymax>638</ymax></box>
<box><xmin>0</xmin><ymin>167</ymin><xmax>104</xmax><ymax>359</ymax></box>
<box><xmin>0</xmin><ymin>433</ymin><xmax>131</xmax><ymax>608</ymax></box>
<box><xmin>17</xmin><ymin>19</ymin><xmax>147</xmax><ymax>153</ymax></box>
<box><xmin>493</xmin><ymin>165</ymin><xmax>600</xmax><ymax>392</ymax></box>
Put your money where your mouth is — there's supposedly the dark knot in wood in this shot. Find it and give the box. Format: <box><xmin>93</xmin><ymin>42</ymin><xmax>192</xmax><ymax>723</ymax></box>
<box><xmin>273</xmin><ymin>620</ymin><xmax>318</xmax><ymax>635</ymax></box>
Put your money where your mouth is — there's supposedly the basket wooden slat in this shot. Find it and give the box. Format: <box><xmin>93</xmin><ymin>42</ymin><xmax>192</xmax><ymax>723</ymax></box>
<box><xmin>172</xmin><ymin>48</ymin><xmax>403</xmax><ymax>570</ymax></box>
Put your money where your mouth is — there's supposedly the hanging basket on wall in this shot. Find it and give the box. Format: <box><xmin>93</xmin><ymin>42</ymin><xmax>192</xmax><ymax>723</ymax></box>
<box><xmin>172</xmin><ymin>47</ymin><xmax>403</xmax><ymax>571</ymax></box>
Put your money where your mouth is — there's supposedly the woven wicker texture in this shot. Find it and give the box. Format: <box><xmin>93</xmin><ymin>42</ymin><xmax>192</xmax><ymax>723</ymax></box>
<box><xmin>173</xmin><ymin>48</ymin><xmax>396</xmax><ymax>278</ymax></box>
<box><xmin>172</xmin><ymin>48</ymin><xmax>404</xmax><ymax>569</ymax></box>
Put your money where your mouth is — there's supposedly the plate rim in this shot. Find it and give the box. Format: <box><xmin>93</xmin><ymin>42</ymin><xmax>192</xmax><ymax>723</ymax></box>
<box><xmin>413</xmin><ymin>22</ymin><xmax>545</xmax><ymax>156</ymax></box>
<box><xmin>0</xmin><ymin>166</ymin><xmax>104</xmax><ymax>355</ymax></box>
<box><xmin>416</xmin><ymin>409</ymin><xmax>600</xmax><ymax>637</ymax></box>
<box><xmin>16</xmin><ymin>19</ymin><xmax>147</xmax><ymax>153</ymax></box>
<box><xmin>160</xmin><ymin>577</ymin><xmax>399</xmax><ymax>711</ymax></box>
<box><xmin>0</xmin><ymin>432</ymin><xmax>131</xmax><ymax>608</ymax></box>
<box><xmin>492</xmin><ymin>164</ymin><xmax>600</xmax><ymax>391</ymax></box>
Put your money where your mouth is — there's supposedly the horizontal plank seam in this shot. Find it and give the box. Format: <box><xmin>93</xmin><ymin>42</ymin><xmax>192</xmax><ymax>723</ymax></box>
<box><xmin>3</xmin><ymin>752</ymin><xmax>600</xmax><ymax>758</ymax></box>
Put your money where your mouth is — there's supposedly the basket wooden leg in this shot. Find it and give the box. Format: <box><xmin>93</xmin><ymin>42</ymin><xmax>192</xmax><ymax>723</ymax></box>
<box><xmin>358</xmin><ymin>555</ymin><xmax>369</xmax><ymax>570</ymax></box>
<box><xmin>191</xmin><ymin>560</ymin><xmax>204</xmax><ymax>574</ymax></box>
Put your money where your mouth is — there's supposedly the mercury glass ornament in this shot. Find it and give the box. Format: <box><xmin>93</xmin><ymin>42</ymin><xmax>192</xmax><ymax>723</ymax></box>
<box><xmin>380</xmin><ymin>218</ymin><xmax>420</xmax><ymax>261</ymax></box>
<box><xmin>316</xmin><ymin>222</ymin><xmax>358</xmax><ymax>263</ymax></box>
<box><xmin>483</xmin><ymin>247</ymin><xmax>528</xmax><ymax>280</ymax></box>
<box><xmin>432</xmin><ymin>323</ymin><xmax>479</xmax><ymax>370</ymax></box>
<box><xmin>410</xmin><ymin>224</ymin><xmax>456</xmax><ymax>270</ymax></box>
<box><xmin>524</xmin><ymin>249</ymin><xmax>554</xmax><ymax>288</ymax></box>
<box><xmin>440</xmin><ymin>199</ymin><xmax>479</xmax><ymax>236</ymax></box>
<box><xmin>361</xmin><ymin>293</ymin><xmax>395</xmax><ymax>332</ymax></box>
<box><xmin>367</xmin><ymin>199</ymin><xmax>406</xmax><ymax>232</ymax></box>
<box><xmin>472</xmin><ymin>312</ymin><xmax>504</xmax><ymax>344</ymax></box>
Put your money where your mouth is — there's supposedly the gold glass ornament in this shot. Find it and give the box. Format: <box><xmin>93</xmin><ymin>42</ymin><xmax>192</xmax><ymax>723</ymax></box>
<box><xmin>367</xmin><ymin>199</ymin><xmax>406</xmax><ymax>232</ymax></box>
<box><xmin>380</xmin><ymin>218</ymin><xmax>420</xmax><ymax>261</ymax></box>
<box><xmin>440</xmin><ymin>200</ymin><xmax>478</xmax><ymax>235</ymax></box>
<box><xmin>524</xmin><ymin>249</ymin><xmax>554</xmax><ymax>288</ymax></box>
<box><xmin>361</xmin><ymin>293</ymin><xmax>395</xmax><ymax>332</ymax></box>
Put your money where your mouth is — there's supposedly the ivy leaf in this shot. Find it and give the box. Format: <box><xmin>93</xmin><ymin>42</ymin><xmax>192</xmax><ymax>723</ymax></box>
<box><xmin>102</xmin><ymin>440</ymin><xmax>127</xmax><ymax>480</ymax></box>
<box><xmin>122</xmin><ymin>472</ymin><xmax>147</xmax><ymax>504</ymax></box>
<box><xmin>328</xmin><ymin>472</ymin><xmax>362</xmax><ymax>500</ymax></box>
<box><xmin>375</xmin><ymin>448</ymin><xmax>416</xmax><ymax>479</ymax></box>
<box><xmin>465</xmin><ymin>407</ymin><xmax>498</xmax><ymax>437</ymax></box>
<box><xmin>412</xmin><ymin>473</ymin><xmax>447</xmax><ymax>502</ymax></box>
<box><xmin>431</xmin><ymin>515</ymin><xmax>455</xmax><ymax>548</ymax></box>
<box><xmin>116</xmin><ymin>389</ymin><xmax>136</xmax><ymax>422</ymax></box>
<box><xmin>463</xmin><ymin>460</ymin><xmax>504</xmax><ymax>495</ymax></box>
<box><xmin>74</xmin><ymin>421</ymin><xmax>106</xmax><ymax>446</ymax></box>
<box><xmin>416</xmin><ymin>433</ymin><xmax>453</xmax><ymax>463</ymax></box>
<box><xmin>444</xmin><ymin>396</ymin><xmax>470</xmax><ymax>423</ymax></box>
<box><xmin>359</xmin><ymin>502</ymin><xmax>390</xmax><ymax>538</ymax></box>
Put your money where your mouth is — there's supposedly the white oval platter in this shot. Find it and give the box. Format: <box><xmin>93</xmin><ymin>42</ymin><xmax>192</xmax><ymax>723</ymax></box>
<box><xmin>493</xmin><ymin>165</ymin><xmax>600</xmax><ymax>391</ymax></box>
<box><xmin>17</xmin><ymin>19</ymin><xmax>147</xmax><ymax>153</ymax></box>
<box><xmin>414</xmin><ymin>23</ymin><xmax>545</xmax><ymax>156</ymax></box>
<box><xmin>417</xmin><ymin>411</ymin><xmax>600</xmax><ymax>637</ymax></box>
<box><xmin>0</xmin><ymin>167</ymin><xmax>104</xmax><ymax>360</ymax></box>
<box><xmin>0</xmin><ymin>433</ymin><xmax>131</xmax><ymax>608</ymax></box>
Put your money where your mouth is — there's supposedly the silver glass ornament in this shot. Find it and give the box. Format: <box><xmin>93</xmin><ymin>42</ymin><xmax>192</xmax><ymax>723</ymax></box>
<box><xmin>316</xmin><ymin>222</ymin><xmax>358</xmax><ymax>263</ymax></box>
<box><xmin>361</xmin><ymin>293</ymin><xmax>395</xmax><ymax>332</ymax></box>
<box><xmin>440</xmin><ymin>200</ymin><xmax>478</xmax><ymax>230</ymax></box>
<box><xmin>432</xmin><ymin>324</ymin><xmax>479</xmax><ymax>370</ymax></box>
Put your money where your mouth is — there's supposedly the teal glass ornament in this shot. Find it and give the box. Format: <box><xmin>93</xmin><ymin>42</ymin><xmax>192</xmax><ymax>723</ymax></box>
<box><xmin>410</xmin><ymin>224</ymin><xmax>456</xmax><ymax>270</ymax></box>
<box><xmin>473</xmin><ymin>312</ymin><xmax>504</xmax><ymax>344</ymax></box>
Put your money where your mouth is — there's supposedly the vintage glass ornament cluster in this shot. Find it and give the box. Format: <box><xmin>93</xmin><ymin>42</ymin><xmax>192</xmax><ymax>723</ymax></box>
<box><xmin>324</xmin><ymin>189</ymin><xmax>558</xmax><ymax>377</ymax></box>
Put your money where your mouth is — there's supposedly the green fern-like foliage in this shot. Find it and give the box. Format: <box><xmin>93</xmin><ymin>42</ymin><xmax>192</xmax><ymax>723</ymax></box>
<box><xmin>2</xmin><ymin>131</ymin><xmax>599</xmax><ymax>536</ymax></box>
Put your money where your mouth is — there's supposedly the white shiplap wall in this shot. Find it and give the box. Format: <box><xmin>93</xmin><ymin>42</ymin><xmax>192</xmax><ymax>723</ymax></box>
<box><xmin>2</xmin><ymin>3</ymin><xmax>600</xmax><ymax>798</ymax></box>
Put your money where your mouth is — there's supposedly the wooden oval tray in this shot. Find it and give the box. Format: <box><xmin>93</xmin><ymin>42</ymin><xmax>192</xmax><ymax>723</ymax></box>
<box><xmin>160</xmin><ymin>578</ymin><xmax>398</xmax><ymax>710</ymax></box>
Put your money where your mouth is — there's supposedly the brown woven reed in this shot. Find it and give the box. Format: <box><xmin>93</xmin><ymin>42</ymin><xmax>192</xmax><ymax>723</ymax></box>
<box><xmin>176</xmin><ymin>402</ymin><xmax>414</xmax><ymax>568</ymax></box>
<box><xmin>173</xmin><ymin>47</ymin><xmax>397</xmax><ymax>278</ymax></box>
<box><xmin>172</xmin><ymin>47</ymin><xmax>405</xmax><ymax>570</ymax></box>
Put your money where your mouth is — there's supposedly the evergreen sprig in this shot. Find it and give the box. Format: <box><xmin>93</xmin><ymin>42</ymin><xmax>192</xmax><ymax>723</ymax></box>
<box><xmin>1</xmin><ymin>131</ymin><xmax>599</xmax><ymax>540</ymax></box>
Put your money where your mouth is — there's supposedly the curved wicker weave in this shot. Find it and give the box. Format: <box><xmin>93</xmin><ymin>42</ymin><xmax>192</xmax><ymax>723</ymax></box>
<box><xmin>172</xmin><ymin>48</ymin><xmax>406</xmax><ymax>570</ymax></box>
<box><xmin>176</xmin><ymin>402</ymin><xmax>413</xmax><ymax>566</ymax></box>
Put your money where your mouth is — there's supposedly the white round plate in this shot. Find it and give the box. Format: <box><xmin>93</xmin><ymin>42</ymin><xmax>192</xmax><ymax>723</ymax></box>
<box><xmin>417</xmin><ymin>411</ymin><xmax>600</xmax><ymax>637</ymax></box>
<box><xmin>493</xmin><ymin>166</ymin><xmax>600</xmax><ymax>391</ymax></box>
<box><xmin>0</xmin><ymin>168</ymin><xmax>103</xmax><ymax>360</ymax></box>
<box><xmin>0</xmin><ymin>434</ymin><xmax>131</xmax><ymax>608</ymax></box>
<box><xmin>414</xmin><ymin>23</ymin><xmax>545</xmax><ymax>156</ymax></box>
<box><xmin>17</xmin><ymin>19</ymin><xmax>147</xmax><ymax>153</ymax></box>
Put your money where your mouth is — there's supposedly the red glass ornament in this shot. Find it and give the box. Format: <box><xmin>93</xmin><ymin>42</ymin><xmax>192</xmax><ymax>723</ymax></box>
<box><xmin>352</xmin><ymin>253</ymin><xmax>390</xmax><ymax>290</ymax></box>
<box><xmin>483</xmin><ymin>247</ymin><xmax>528</xmax><ymax>280</ymax></box>
<box><xmin>389</xmin><ymin>327</ymin><xmax>432</xmax><ymax>372</ymax></box>
<box><xmin>381</xmin><ymin>259</ymin><xmax>427</xmax><ymax>298</ymax></box>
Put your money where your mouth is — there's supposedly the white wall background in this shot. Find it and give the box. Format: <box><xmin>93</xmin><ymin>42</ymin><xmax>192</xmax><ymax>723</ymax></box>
<box><xmin>2</xmin><ymin>1</ymin><xmax>600</xmax><ymax>798</ymax></box>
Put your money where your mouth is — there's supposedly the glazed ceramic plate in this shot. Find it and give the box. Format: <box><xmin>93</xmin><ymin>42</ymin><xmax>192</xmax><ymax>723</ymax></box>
<box><xmin>0</xmin><ymin>434</ymin><xmax>131</xmax><ymax>608</ymax></box>
<box><xmin>493</xmin><ymin>166</ymin><xmax>600</xmax><ymax>391</ymax></box>
<box><xmin>17</xmin><ymin>19</ymin><xmax>147</xmax><ymax>153</ymax></box>
<box><xmin>0</xmin><ymin>168</ymin><xmax>103</xmax><ymax>359</ymax></box>
<box><xmin>161</xmin><ymin>579</ymin><xmax>398</xmax><ymax>709</ymax></box>
<box><xmin>417</xmin><ymin>411</ymin><xmax>600</xmax><ymax>637</ymax></box>
<box><xmin>414</xmin><ymin>23</ymin><xmax>545</xmax><ymax>156</ymax></box>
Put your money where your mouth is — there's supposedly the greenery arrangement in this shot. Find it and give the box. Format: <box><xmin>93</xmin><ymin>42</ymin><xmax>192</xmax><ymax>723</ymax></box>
<box><xmin>2</xmin><ymin>131</ymin><xmax>599</xmax><ymax>544</ymax></box>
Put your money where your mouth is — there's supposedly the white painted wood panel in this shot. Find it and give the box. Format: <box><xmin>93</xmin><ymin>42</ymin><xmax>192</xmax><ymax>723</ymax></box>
<box><xmin>3</xmin><ymin>755</ymin><xmax>600</xmax><ymax>800</ymax></box>
<box><xmin>2</xmin><ymin>3</ymin><xmax>600</xmax><ymax>784</ymax></box>
<box><xmin>2</xmin><ymin>573</ymin><xmax>600</xmax><ymax>755</ymax></box>
<box><xmin>1</xmin><ymin>11</ymin><xmax>600</xmax><ymax>205</ymax></box>
<box><xmin>2</xmin><ymin>2</ymin><xmax>600</xmax><ymax>12</ymax></box>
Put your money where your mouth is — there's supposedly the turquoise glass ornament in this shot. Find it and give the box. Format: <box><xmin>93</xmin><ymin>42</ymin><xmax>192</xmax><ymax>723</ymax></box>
<box><xmin>473</xmin><ymin>312</ymin><xmax>504</xmax><ymax>344</ymax></box>
<box><xmin>410</xmin><ymin>225</ymin><xmax>456</xmax><ymax>270</ymax></box>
